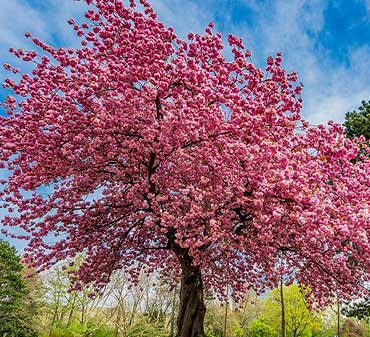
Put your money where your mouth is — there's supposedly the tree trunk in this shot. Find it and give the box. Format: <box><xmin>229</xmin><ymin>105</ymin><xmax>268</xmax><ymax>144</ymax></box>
<box><xmin>176</xmin><ymin>263</ymin><xmax>206</xmax><ymax>337</ymax></box>
<box><xmin>67</xmin><ymin>292</ymin><xmax>77</xmax><ymax>328</ymax></box>
<box><xmin>170</xmin><ymin>285</ymin><xmax>177</xmax><ymax>337</ymax></box>
<box><xmin>168</xmin><ymin>234</ymin><xmax>206</xmax><ymax>337</ymax></box>
<box><xmin>223</xmin><ymin>286</ymin><xmax>228</xmax><ymax>337</ymax></box>
<box><xmin>337</xmin><ymin>300</ymin><xmax>340</xmax><ymax>337</ymax></box>
<box><xmin>280</xmin><ymin>278</ymin><xmax>286</xmax><ymax>337</ymax></box>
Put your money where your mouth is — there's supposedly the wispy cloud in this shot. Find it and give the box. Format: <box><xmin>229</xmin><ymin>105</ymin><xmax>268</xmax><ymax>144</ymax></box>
<box><xmin>132</xmin><ymin>0</ymin><xmax>370</xmax><ymax>124</ymax></box>
<box><xmin>3</xmin><ymin>0</ymin><xmax>370</xmax><ymax>125</ymax></box>
<box><xmin>2</xmin><ymin>0</ymin><xmax>370</xmax><ymax>124</ymax></box>
<box><xmin>149</xmin><ymin>0</ymin><xmax>212</xmax><ymax>37</ymax></box>
<box><xmin>230</xmin><ymin>0</ymin><xmax>370</xmax><ymax>124</ymax></box>
<box><xmin>0</xmin><ymin>0</ymin><xmax>48</xmax><ymax>48</ymax></box>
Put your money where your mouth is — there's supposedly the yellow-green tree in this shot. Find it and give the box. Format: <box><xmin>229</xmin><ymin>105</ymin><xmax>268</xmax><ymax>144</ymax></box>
<box><xmin>262</xmin><ymin>285</ymin><xmax>322</xmax><ymax>337</ymax></box>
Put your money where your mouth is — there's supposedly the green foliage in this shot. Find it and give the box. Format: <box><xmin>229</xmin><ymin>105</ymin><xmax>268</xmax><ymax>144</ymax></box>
<box><xmin>342</xmin><ymin>298</ymin><xmax>370</xmax><ymax>321</ymax></box>
<box><xmin>0</xmin><ymin>240</ymin><xmax>26</xmax><ymax>308</ymax></box>
<box><xmin>204</xmin><ymin>305</ymin><xmax>243</xmax><ymax>337</ymax></box>
<box><xmin>245</xmin><ymin>319</ymin><xmax>275</xmax><ymax>337</ymax></box>
<box><xmin>45</xmin><ymin>322</ymin><xmax>116</xmax><ymax>337</ymax></box>
<box><xmin>0</xmin><ymin>240</ymin><xmax>37</xmax><ymax>337</ymax></box>
<box><xmin>127</xmin><ymin>320</ymin><xmax>167</xmax><ymax>337</ymax></box>
<box><xmin>344</xmin><ymin>100</ymin><xmax>370</xmax><ymax>140</ymax></box>
<box><xmin>344</xmin><ymin>100</ymin><xmax>370</xmax><ymax>161</ymax></box>
<box><xmin>204</xmin><ymin>306</ymin><xmax>225</xmax><ymax>337</ymax></box>
<box><xmin>262</xmin><ymin>285</ymin><xmax>322</xmax><ymax>337</ymax></box>
<box><xmin>46</xmin><ymin>326</ymin><xmax>74</xmax><ymax>337</ymax></box>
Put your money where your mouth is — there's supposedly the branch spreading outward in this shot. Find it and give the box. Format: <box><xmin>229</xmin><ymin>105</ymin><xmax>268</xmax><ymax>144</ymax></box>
<box><xmin>1</xmin><ymin>0</ymin><xmax>370</xmax><ymax>306</ymax></box>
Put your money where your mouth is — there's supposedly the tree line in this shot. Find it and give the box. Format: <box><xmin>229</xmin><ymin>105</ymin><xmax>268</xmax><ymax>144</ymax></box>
<box><xmin>2</xmin><ymin>238</ymin><xmax>370</xmax><ymax>337</ymax></box>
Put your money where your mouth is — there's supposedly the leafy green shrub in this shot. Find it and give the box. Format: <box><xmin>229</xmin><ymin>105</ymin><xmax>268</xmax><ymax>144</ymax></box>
<box><xmin>127</xmin><ymin>321</ymin><xmax>167</xmax><ymax>337</ymax></box>
<box><xmin>92</xmin><ymin>326</ymin><xmax>116</xmax><ymax>337</ymax></box>
<box><xmin>48</xmin><ymin>326</ymin><xmax>74</xmax><ymax>337</ymax></box>
<box><xmin>245</xmin><ymin>319</ymin><xmax>275</xmax><ymax>337</ymax></box>
<box><xmin>46</xmin><ymin>322</ymin><xmax>115</xmax><ymax>337</ymax></box>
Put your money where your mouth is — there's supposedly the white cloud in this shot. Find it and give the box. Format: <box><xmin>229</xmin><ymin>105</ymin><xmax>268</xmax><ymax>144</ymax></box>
<box><xmin>149</xmin><ymin>0</ymin><xmax>212</xmax><ymax>37</ymax></box>
<box><xmin>2</xmin><ymin>0</ymin><xmax>370</xmax><ymax>125</ymax></box>
<box><xmin>233</xmin><ymin>0</ymin><xmax>370</xmax><ymax>124</ymax></box>
<box><xmin>0</xmin><ymin>0</ymin><xmax>48</xmax><ymax>48</ymax></box>
<box><xmin>365</xmin><ymin>0</ymin><xmax>370</xmax><ymax>12</ymax></box>
<box><xmin>0</xmin><ymin>0</ymin><xmax>88</xmax><ymax>85</ymax></box>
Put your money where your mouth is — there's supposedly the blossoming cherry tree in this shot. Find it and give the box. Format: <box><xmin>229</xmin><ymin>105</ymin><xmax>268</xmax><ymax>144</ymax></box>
<box><xmin>1</xmin><ymin>1</ymin><xmax>370</xmax><ymax>336</ymax></box>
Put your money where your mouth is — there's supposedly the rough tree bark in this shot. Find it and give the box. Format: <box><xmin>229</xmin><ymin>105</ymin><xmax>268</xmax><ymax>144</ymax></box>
<box><xmin>176</xmin><ymin>263</ymin><xmax>206</xmax><ymax>337</ymax></box>
<box><xmin>176</xmin><ymin>261</ymin><xmax>206</xmax><ymax>337</ymax></box>
<box><xmin>169</xmin><ymin>236</ymin><xmax>206</xmax><ymax>337</ymax></box>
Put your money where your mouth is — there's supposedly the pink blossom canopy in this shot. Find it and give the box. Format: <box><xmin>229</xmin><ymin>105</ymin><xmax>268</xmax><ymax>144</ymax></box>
<box><xmin>1</xmin><ymin>0</ymin><xmax>370</xmax><ymax>304</ymax></box>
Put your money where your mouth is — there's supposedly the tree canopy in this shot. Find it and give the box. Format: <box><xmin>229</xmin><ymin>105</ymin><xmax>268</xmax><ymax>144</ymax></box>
<box><xmin>246</xmin><ymin>320</ymin><xmax>275</xmax><ymax>337</ymax></box>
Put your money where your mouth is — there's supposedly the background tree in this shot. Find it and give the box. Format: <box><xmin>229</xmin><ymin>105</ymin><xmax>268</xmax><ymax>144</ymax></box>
<box><xmin>343</xmin><ymin>100</ymin><xmax>370</xmax><ymax>162</ymax></box>
<box><xmin>342</xmin><ymin>99</ymin><xmax>370</xmax><ymax>323</ymax></box>
<box><xmin>344</xmin><ymin>100</ymin><xmax>370</xmax><ymax>140</ymax></box>
<box><xmin>42</xmin><ymin>261</ymin><xmax>116</xmax><ymax>337</ymax></box>
<box><xmin>235</xmin><ymin>291</ymin><xmax>265</xmax><ymax>332</ymax></box>
<box><xmin>245</xmin><ymin>320</ymin><xmax>275</xmax><ymax>337</ymax></box>
<box><xmin>0</xmin><ymin>240</ymin><xmax>37</xmax><ymax>337</ymax></box>
<box><xmin>21</xmin><ymin>266</ymin><xmax>45</xmax><ymax>335</ymax></box>
<box><xmin>343</xmin><ymin>298</ymin><xmax>370</xmax><ymax>322</ymax></box>
<box><xmin>2</xmin><ymin>0</ymin><xmax>370</xmax><ymax>336</ymax></box>
<box><xmin>262</xmin><ymin>285</ymin><xmax>322</xmax><ymax>337</ymax></box>
<box><xmin>203</xmin><ymin>305</ymin><xmax>243</xmax><ymax>337</ymax></box>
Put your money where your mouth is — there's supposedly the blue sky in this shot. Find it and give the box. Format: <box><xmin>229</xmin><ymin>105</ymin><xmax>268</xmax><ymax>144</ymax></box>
<box><xmin>1</xmin><ymin>0</ymin><xmax>370</xmax><ymax>250</ymax></box>
<box><xmin>2</xmin><ymin>0</ymin><xmax>370</xmax><ymax>123</ymax></box>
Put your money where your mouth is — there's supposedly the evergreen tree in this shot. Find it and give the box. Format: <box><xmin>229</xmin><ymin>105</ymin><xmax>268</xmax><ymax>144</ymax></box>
<box><xmin>342</xmin><ymin>100</ymin><xmax>370</xmax><ymax>319</ymax></box>
<box><xmin>0</xmin><ymin>240</ymin><xmax>36</xmax><ymax>337</ymax></box>
<box><xmin>342</xmin><ymin>298</ymin><xmax>370</xmax><ymax>321</ymax></box>
<box><xmin>344</xmin><ymin>100</ymin><xmax>370</xmax><ymax>140</ymax></box>
<box><xmin>343</xmin><ymin>100</ymin><xmax>370</xmax><ymax>162</ymax></box>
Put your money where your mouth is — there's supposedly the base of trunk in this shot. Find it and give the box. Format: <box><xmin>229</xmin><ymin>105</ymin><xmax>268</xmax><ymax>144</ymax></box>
<box><xmin>176</xmin><ymin>265</ymin><xmax>206</xmax><ymax>337</ymax></box>
<box><xmin>168</xmin><ymin>233</ymin><xmax>206</xmax><ymax>337</ymax></box>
